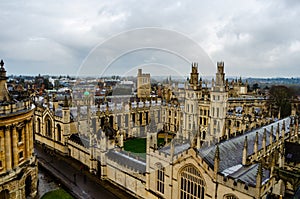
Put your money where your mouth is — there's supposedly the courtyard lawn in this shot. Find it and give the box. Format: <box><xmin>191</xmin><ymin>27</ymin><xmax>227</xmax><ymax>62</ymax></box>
<box><xmin>41</xmin><ymin>188</ymin><xmax>74</xmax><ymax>199</ymax></box>
<box><xmin>124</xmin><ymin>138</ymin><xmax>146</xmax><ymax>153</ymax></box>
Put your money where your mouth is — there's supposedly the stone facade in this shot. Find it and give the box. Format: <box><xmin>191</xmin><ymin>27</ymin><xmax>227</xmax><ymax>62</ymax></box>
<box><xmin>34</xmin><ymin>62</ymin><xmax>300</xmax><ymax>199</ymax></box>
<box><xmin>0</xmin><ymin>60</ymin><xmax>38</xmax><ymax>199</ymax></box>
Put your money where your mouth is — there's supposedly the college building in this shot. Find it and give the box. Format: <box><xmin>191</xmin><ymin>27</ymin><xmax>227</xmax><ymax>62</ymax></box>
<box><xmin>34</xmin><ymin>62</ymin><xmax>300</xmax><ymax>199</ymax></box>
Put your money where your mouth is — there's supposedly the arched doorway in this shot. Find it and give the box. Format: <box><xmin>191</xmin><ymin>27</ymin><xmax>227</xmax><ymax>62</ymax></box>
<box><xmin>25</xmin><ymin>175</ymin><xmax>32</xmax><ymax>197</ymax></box>
<box><xmin>179</xmin><ymin>165</ymin><xmax>205</xmax><ymax>199</ymax></box>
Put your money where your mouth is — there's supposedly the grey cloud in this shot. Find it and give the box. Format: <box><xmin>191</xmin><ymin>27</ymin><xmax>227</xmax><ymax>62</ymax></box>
<box><xmin>0</xmin><ymin>0</ymin><xmax>299</xmax><ymax>77</ymax></box>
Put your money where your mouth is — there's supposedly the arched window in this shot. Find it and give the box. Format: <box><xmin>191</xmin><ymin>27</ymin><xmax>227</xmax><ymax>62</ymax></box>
<box><xmin>224</xmin><ymin>194</ymin><xmax>238</xmax><ymax>199</ymax></box>
<box><xmin>57</xmin><ymin>124</ymin><xmax>61</xmax><ymax>142</ymax></box>
<box><xmin>25</xmin><ymin>175</ymin><xmax>32</xmax><ymax>197</ymax></box>
<box><xmin>156</xmin><ymin>164</ymin><xmax>165</xmax><ymax>194</ymax></box>
<box><xmin>45</xmin><ymin>117</ymin><xmax>52</xmax><ymax>138</ymax></box>
<box><xmin>0</xmin><ymin>189</ymin><xmax>9</xmax><ymax>199</ymax></box>
<box><xmin>180</xmin><ymin>165</ymin><xmax>205</xmax><ymax>199</ymax></box>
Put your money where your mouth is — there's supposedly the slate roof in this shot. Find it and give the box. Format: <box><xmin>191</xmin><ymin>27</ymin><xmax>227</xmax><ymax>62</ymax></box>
<box><xmin>159</xmin><ymin>141</ymin><xmax>190</xmax><ymax>156</ymax></box>
<box><xmin>198</xmin><ymin>117</ymin><xmax>292</xmax><ymax>186</ymax></box>
<box><xmin>69</xmin><ymin>133</ymin><xmax>90</xmax><ymax>148</ymax></box>
<box><xmin>223</xmin><ymin>164</ymin><xmax>270</xmax><ymax>187</ymax></box>
<box><xmin>106</xmin><ymin>150</ymin><xmax>146</xmax><ymax>173</ymax></box>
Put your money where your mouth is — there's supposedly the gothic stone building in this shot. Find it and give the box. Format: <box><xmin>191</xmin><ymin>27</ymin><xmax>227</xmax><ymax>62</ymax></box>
<box><xmin>33</xmin><ymin>62</ymin><xmax>300</xmax><ymax>199</ymax></box>
<box><xmin>0</xmin><ymin>60</ymin><xmax>37</xmax><ymax>198</ymax></box>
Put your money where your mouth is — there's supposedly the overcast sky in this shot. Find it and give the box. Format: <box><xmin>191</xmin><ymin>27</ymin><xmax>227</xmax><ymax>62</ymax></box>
<box><xmin>0</xmin><ymin>0</ymin><xmax>299</xmax><ymax>78</ymax></box>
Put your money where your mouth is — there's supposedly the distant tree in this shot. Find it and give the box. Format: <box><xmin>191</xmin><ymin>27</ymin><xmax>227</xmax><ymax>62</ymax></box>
<box><xmin>54</xmin><ymin>80</ymin><xmax>61</xmax><ymax>89</ymax></box>
<box><xmin>268</xmin><ymin>85</ymin><xmax>294</xmax><ymax>118</ymax></box>
<box><xmin>252</xmin><ymin>83</ymin><xmax>260</xmax><ymax>91</ymax></box>
<box><xmin>43</xmin><ymin>78</ymin><xmax>53</xmax><ymax>90</ymax></box>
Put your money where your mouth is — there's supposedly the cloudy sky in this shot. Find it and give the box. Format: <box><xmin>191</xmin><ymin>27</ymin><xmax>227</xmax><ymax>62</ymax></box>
<box><xmin>0</xmin><ymin>0</ymin><xmax>299</xmax><ymax>78</ymax></box>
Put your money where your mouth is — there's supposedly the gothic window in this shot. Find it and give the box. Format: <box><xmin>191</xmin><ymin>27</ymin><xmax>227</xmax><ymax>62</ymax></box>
<box><xmin>110</xmin><ymin>115</ymin><xmax>114</xmax><ymax>127</ymax></box>
<box><xmin>180</xmin><ymin>165</ymin><xmax>205</xmax><ymax>199</ymax></box>
<box><xmin>157</xmin><ymin>167</ymin><xmax>165</xmax><ymax>194</ymax></box>
<box><xmin>45</xmin><ymin>118</ymin><xmax>52</xmax><ymax>138</ymax></box>
<box><xmin>224</xmin><ymin>194</ymin><xmax>238</xmax><ymax>199</ymax></box>
<box><xmin>0</xmin><ymin>189</ymin><xmax>9</xmax><ymax>199</ymax></box>
<box><xmin>202</xmin><ymin>131</ymin><xmax>206</xmax><ymax>140</ymax></box>
<box><xmin>37</xmin><ymin>118</ymin><xmax>41</xmax><ymax>133</ymax></box>
<box><xmin>57</xmin><ymin>124</ymin><xmax>61</xmax><ymax>142</ymax></box>
<box><xmin>125</xmin><ymin>114</ymin><xmax>128</xmax><ymax>127</ymax></box>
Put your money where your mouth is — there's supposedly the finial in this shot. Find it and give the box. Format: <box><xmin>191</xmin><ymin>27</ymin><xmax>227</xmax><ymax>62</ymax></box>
<box><xmin>257</xmin><ymin>162</ymin><xmax>263</xmax><ymax>177</ymax></box>
<box><xmin>0</xmin><ymin>59</ymin><xmax>4</xmax><ymax>68</ymax></box>
<box><xmin>214</xmin><ymin>145</ymin><xmax>220</xmax><ymax>160</ymax></box>
<box><xmin>0</xmin><ymin>60</ymin><xmax>4</xmax><ymax>68</ymax></box>
<box><xmin>244</xmin><ymin>136</ymin><xmax>248</xmax><ymax>148</ymax></box>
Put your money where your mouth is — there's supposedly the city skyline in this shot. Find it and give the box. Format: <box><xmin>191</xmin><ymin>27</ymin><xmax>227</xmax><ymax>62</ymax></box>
<box><xmin>1</xmin><ymin>0</ymin><xmax>300</xmax><ymax>77</ymax></box>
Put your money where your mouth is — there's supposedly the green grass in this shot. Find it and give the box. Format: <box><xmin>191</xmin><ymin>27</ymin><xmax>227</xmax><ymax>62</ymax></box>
<box><xmin>41</xmin><ymin>188</ymin><xmax>74</xmax><ymax>199</ymax></box>
<box><xmin>124</xmin><ymin>138</ymin><xmax>146</xmax><ymax>153</ymax></box>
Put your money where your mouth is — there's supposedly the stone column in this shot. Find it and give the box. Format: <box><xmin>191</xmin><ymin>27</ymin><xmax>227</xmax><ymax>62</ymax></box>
<box><xmin>12</xmin><ymin>125</ymin><xmax>18</xmax><ymax>167</ymax></box>
<box><xmin>25</xmin><ymin>120</ymin><xmax>30</xmax><ymax>159</ymax></box>
<box><xmin>29</xmin><ymin>119</ymin><xmax>34</xmax><ymax>155</ymax></box>
<box><xmin>4</xmin><ymin>126</ymin><xmax>12</xmax><ymax>171</ymax></box>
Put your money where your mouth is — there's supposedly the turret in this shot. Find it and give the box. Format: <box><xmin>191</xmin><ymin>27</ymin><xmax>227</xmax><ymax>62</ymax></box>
<box><xmin>215</xmin><ymin>61</ymin><xmax>225</xmax><ymax>88</ymax></box>
<box><xmin>62</xmin><ymin>95</ymin><xmax>70</xmax><ymax>123</ymax></box>
<box><xmin>0</xmin><ymin>59</ymin><xmax>10</xmax><ymax>101</ymax></box>
<box><xmin>189</xmin><ymin>63</ymin><xmax>199</xmax><ymax>90</ymax></box>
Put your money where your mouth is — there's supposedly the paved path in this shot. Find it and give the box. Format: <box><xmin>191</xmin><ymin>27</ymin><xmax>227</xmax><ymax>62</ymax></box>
<box><xmin>35</xmin><ymin>144</ymin><xmax>135</xmax><ymax>199</ymax></box>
